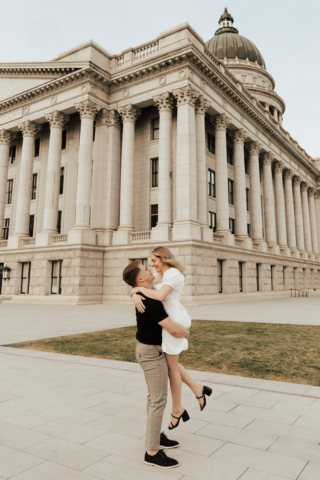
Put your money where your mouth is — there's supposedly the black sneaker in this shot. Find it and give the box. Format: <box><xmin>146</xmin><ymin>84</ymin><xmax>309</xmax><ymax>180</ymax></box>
<box><xmin>144</xmin><ymin>449</ymin><xmax>179</xmax><ymax>469</ymax></box>
<box><xmin>160</xmin><ymin>431</ymin><xmax>180</xmax><ymax>449</ymax></box>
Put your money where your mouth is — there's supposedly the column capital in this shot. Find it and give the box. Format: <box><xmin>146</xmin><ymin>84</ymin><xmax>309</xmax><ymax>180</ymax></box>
<box><xmin>284</xmin><ymin>168</ymin><xmax>294</xmax><ymax>180</ymax></box>
<box><xmin>308</xmin><ymin>187</ymin><xmax>315</xmax><ymax>197</ymax></box>
<box><xmin>45</xmin><ymin>111</ymin><xmax>69</xmax><ymax>129</ymax></box>
<box><xmin>195</xmin><ymin>95</ymin><xmax>210</xmax><ymax>115</ymax></box>
<box><xmin>231</xmin><ymin>128</ymin><xmax>247</xmax><ymax>144</ymax></box>
<box><xmin>172</xmin><ymin>85</ymin><xmax>199</xmax><ymax>107</ymax></box>
<box><xmin>95</xmin><ymin>108</ymin><xmax>109</xmax><ymax>126</ymax></box>
<box><xmin>211</xmin><ymin>113</ymin><xmax>231</xmax><ymax>132</ymax></box>
<box><xmin>314</xmin><ymin>190</ymin><xmax>320</xmax><ymax>199</ymax></box>
<box><xmin>301</xmin><ymin>182</ymin><xmax>310</xmax><ymax>192</ymax></box>
<box><xmin>0</xmin><ymin>129</ymin><xmax>16</xmax><ymax>145</ymax></box>
<box><xmin>261</xmin><ymin>152</ymin><xmax>273</xmax><ymax>165</ymax></box>
<box><xmin>18</xmin><ymin>120</ymin><xmax>41</xmax><ymax>138</ymax></box>
<box><xmin>118</xmin><ymin>104</ymin><xmax>141</xmax><ymax>123</ymax></box>
<box><xmin>247</xmin><ymin>141</ymin><xmax>262</xmax><ymax>155</ymax></box>
<box><xmin>273</xmin><ymin>161</ymin><xmax>285</xmax><ymax>173</ymax></box>
<box><xmin>108</xmin><ymin>109</ymin><xmax>121</xmax><ymax>128</ymax></box>
<box><xmin>153</xmin><ymin>92</ymin><xmax>174</xmax><ymax>112</ymax></box>
<box><xmin>293</xmin><ymin>175</ymin><xmax>301</xmax><ymax>186</ymax></box>
<box><xmin>75</xmin><ymin>99</ymin><xmax>100</xmax><ymax>119</ymax></box>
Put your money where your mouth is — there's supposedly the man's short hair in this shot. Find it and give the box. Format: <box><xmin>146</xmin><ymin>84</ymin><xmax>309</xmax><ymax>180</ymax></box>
<box><xmin>122</xmin><ymin>260</ymin><xmax>141</xmax><ymax>287</ymax></box>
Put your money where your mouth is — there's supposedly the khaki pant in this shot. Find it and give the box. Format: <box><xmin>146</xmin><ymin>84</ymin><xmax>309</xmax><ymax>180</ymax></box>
<box><xmin>136</xmin><ymin>341</ymin><xmax>168</xmax><ymax>450</ymax></box>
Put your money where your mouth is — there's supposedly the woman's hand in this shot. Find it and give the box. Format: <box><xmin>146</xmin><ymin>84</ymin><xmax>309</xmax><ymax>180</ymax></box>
<box><xmin>132</xmin><ymin>293</ymin><xmax>146</xmax><ymax>313</ymax></box>
<box><xmin>130</xmin><ymin>287</ymin><xmax>141</xmax><ymax>298</ymax></box>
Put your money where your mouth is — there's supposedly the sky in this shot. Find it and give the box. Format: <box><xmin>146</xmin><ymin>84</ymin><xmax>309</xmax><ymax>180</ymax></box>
<box><xmin>1</xmin><ymin>0</ymin><xmax>319</xmax><ymax>157</ymax></box>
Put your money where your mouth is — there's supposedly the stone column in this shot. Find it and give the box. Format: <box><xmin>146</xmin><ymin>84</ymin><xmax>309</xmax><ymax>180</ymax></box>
<box><xmin>308</xmin><ymin>188</ymin><xmax>319</xmax><ymax>254</ymax></box>
<box><xmin>13</xmin><ymin>121</ymin><xmax>41</xmax><ymax>237</ymax></box>
<box><xmin>151</xmin><ymin>92</ymin><xmax>174</xmax><ymax>241</ymax></box>
<box><xmin>262</xmin><ymin>152</ymin><xmax>276</xmax><ymax>245</ymax></box>
<box><xmin>273</xmin><ymin>108</ymin><xmax>278</xmax><ymax>122</ymax></box>
<box><xmin>113</xmin><ymin>104</ymin><xmax>141</xmax><ymax>245</ymax></box>
<box><xmin>248</xmin><ymin>142</ymin><xmax>263</xmax><ymax>241</ymax></box>
<box><xmin>172</xmin><ymin>86</ymin><xmax>200</xmax><ymax>241</ymax></box>
<box><xmin>68</xmin><ymin>100</ymin><xmax>100</xmax><ymax>245</ymax></box>
<box><xmin>284</xmin><ymin>169</ymin><xmax>297</xmax><ymax>249</ymax></box>
<box><xmin>195</xmin><ymin>95</ymin><xmax>212</xmax><ymax>243</ymax></box>
<box><xmin>211</xmin><ymin>114</ymin><xmax>230</xmax><ymax>234</ymax></box>
<box><xmin>315</xmin><ymin>190</ymin><xmax>320</xmax><ymax>249</ymax></box>
<box><xmin>38</xmin><ymin>111</ymin><xmax>69</xmax><ymax>245</ymax></box>
<box><xmin>293</xmin><ymin>176</ymin><xmax>305</xmax><ymax>252</ymax></box>
<box><xmin>232</xmin><ymin>129</ymin><xmax>248</xmax><ymax>239</ymax></box>
<box><xmin>301</xmin><ymin>182</ymin><xmax>312</xmax><ymax>253</ymax></box>
<box><xmin>274</xmin><ymin>161</ymin><xmax>287</xmax><ymax>247</ymax></box>
<box><xmin>0</xmin><ymin>130</ymin><xmax>15</xmax><ymax>240</ymax></box>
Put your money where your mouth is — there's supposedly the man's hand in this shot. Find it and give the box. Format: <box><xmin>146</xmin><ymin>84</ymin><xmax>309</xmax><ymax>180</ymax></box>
<box><xmin>132</xmin><ymin>293</ymin><xmax>146</xmax><ymax>313</ymax></box>
<box><xmin>159</xmin><ymin>317</ymin><xmax>190</xmax><ymax>339</ymax></box>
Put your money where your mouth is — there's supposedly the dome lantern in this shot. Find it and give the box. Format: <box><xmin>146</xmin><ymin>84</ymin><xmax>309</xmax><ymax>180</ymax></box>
<box><xmin>215</xmin><ymin>7</ymin><xmax>239</xmax><ymax>35</ymax></box>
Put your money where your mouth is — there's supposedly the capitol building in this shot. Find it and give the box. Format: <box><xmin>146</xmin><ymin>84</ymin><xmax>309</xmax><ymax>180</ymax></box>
<box><xmin>0</xmin><ymin>8</ymin><xmax>319</xmax><ymax>303</ymax></box>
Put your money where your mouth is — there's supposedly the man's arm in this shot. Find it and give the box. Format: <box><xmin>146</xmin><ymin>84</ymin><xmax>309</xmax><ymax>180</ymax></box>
<box><xmin>159</xmin><ymin>317</ymin><xmax>190</xmax><ymax>339</ymax></box>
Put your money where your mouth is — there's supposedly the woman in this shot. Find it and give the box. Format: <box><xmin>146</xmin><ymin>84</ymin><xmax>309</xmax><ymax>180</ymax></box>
<box><xmin>131</xmin><ymin>246</ymin><xmax>212</xmax><ymax>430</ymax></box>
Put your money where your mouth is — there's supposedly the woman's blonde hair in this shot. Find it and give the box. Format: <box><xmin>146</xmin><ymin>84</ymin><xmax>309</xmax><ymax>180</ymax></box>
<box><xmin>151</xmin><ymin>246</ymin><xmax>185</xmax><ymax>275</ymax></box>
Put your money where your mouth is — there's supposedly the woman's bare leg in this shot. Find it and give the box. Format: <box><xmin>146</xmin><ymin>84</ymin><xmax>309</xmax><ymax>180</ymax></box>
<box><xmin>166</xmin><ymin>354</ymin><xmax>184</xmax><ymax>426</ymax></box>
<box><xmin>178</xmin><ymin>362</ymin><xmax>205</xmax><ymax>408</ymax></box>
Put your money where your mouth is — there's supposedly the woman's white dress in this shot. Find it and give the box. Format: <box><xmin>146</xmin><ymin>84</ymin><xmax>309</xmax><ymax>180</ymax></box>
<box><xmin>153</xmin><ymin>268</ymin><xmax>191</xmax><ymax>355</ymax></box>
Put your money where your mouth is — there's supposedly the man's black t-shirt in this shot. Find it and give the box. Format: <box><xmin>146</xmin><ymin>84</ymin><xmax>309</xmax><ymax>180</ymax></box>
<box><xmin>136</xmin><ymin>294</ymin><xmax>168</xmax><ymax>345</ymax></box>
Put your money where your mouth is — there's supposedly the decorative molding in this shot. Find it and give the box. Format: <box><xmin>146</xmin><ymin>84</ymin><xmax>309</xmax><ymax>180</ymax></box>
<box><xmin>211</xmin><ymin>113</ymin><xmax>231</xmax><ymax>132</ymax></box>
<box><xmin>159</xmin><ymin>76</ymin><xmax>166</xmax><ymax>85</ymax></box>
<box><xmin>75</xmin><ymin>99</ymin><xmax>100</xmax><ymax>119</ymax></box>
<box><xmin>231</xmin><ymin>128</ymin><xmax>247</xmax><ymax>144</ymax></box>
<box><xmin>261</xmin><ymin>152</ymin><xmax>273</xmax><ymax>165</ymax></box>
<box><xmin>45</xmin><ymin>111</ymin><xmax>69</xmax><ymax>129</ymax></box>
<box><xmin>172</xmin><ymin>85</ymin><xmax>199</xmax><ymax>107</ymax></box>
<box><xmin>247</xmin><ymin>141</ymin><xmax>261</xmax><ymax>155</ymax></box>
<box><xmin>118</xmin><ymin>104</ymin><xmax>141</xmax><ymax>123</ymax></box>
<box><xmin>0</xmin><ymin>129</ymin><xmax>16</xmax><ymax>145</ymax></box>
<box><xmin>195</xmin><ymin>95</ymin><xmax>210</xmax><ymax>115</ymax></box>
<box><xmin>18</xmin><ymin>120</ymin><xmax>41</xmax><ymax>138</ymax></box>
<box><xmin>153</xmin><ymin>92</ymin><xmax>174</xmax><ymax>112</ymax></box>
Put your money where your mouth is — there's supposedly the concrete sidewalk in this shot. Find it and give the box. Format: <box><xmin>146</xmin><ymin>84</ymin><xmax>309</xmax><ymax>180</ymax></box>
<box><xmin>1</xmin><ymin>296</ymin><xmax>320</xmax><ymax>345</ymax></box>
<box><xmin>1</xmin><ymin>347</ymin><xmax>320</xmax><ymax>480</ymax></box>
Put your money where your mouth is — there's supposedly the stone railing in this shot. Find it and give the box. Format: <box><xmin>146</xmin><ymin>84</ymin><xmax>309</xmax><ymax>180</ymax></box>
<box><xmin>116</xmin><ymin>55</ymin><xmax>124</xmax><ymax>67</ymax></box>
<box><xmin>134</xmin><ymin>41</ymin><xmax>159</xmax><ymax>62</ymax></box>
<box><xmin>130</xmin><ymin>231</ymin><xmax>151</xmax><ymax>243</ymax></box>
<box><xmin>0</xmin><ymin>240</ymin><xmax>8</xmax><ymax>248</ymax></box>
<box><xmin>52</xmin><ymin>234</ymin><xmax>68</xmax><ymax>243</ymax></box>
<box><xmin>22</xmin><ymin>238</ymin><xmax>35</xmax><ymax>246</ymax></box>
<box><xmin>213</xmin><ymin>233</ymin><xmax>224</xmax><ymax>244</ymax></box>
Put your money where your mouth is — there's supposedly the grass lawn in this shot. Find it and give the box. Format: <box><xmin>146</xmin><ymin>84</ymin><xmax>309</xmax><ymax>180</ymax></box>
<box><xmin>7</xmin><ymin>320</ymin><xmax>320</xmax><ymax>386</ymax></box>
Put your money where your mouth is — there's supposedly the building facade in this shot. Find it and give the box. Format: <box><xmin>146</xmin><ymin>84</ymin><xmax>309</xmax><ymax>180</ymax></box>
<box><xmin>0</xmin><ymin>9</ymin><xmax>319</xmax><ymax>304</ymax></box>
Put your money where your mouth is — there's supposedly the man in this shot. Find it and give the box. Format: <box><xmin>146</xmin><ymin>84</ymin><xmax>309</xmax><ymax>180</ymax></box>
<box><xmin>122</xmin><ymin>259</ymin><xmax>189</xmax><ymax>469</ymax></box>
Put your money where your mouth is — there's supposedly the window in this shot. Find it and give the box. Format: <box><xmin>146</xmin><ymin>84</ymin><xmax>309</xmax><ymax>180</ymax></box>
<box><xmin>151</xmin><ymin>158</ymin><xmax>158</xmax><ymax>188</ymax></box>
<box><xmin>60</xmin><ymin>167</ymin><xmax>64</xmax><ymax>195</ymax></box>
<box><xmin>229</xmin><ymin>218</ymin><xmax>235</xmax><ymax>234</ymax></box>
<box><xmin>57</xmin><ymin>211</ymin><xmax>62</xmax><ymax>234</ymax></box>
<box><xmin>241</xmin><ymin>75</ymin><xmax>247</xmax><ymax>83</ymax></box>
<box><xmin>61</xmin><ymin>130</ymin><xmax>67</xmax><ymax>150</ymax></box>
<box><xmin>253</xmin><ymin>77</ymin><xmax>257</xmax><ymax>84</ymax></box>
<box><xmin>245</xmin><ymin>151</ymin><xmax>250</xmax><ymax>174</ymax></box>
<box><xmin>262</xmin><ymin>80</ymin><xmax>266</xmax><ymax>87</ymax></box>
<box><xmin>34</xmin><ymin>138</ymin><xmax>40</xmax><ymax>157</ymax></box>
<box><xmin>130</xmin><ymin>258</ymin><xmax>148</xmax><ymax>267</ymax></box>
<box><xmin>247</xmin><ymin>224</ymin><xmax>251</xmax><ymax>237</ymax></box>
<box><xmin>151</xmin><ymin>204</ymin><xmax>158</xmax><ymax>228</ymax></box>
<box><xmin>21</xmin><ymin>262</ymin><xmax>31</xmax><ymax>295</ymax></box>
<box><xmin>207</xmin><ymin>133</ymin><xmax>215</xmax><ymax>154</ymax></box>
<box><xmin>152</xmin><ymin>118</ymin><xmax>159</xmax><ymax>140</ymax></box>
<box><xmin>228</xmin><ymin>179</ymin><xmax>234</xmax><ymax>205</ymax></box>
<box><xmin>208</xmin><ymin>169</ymin><xmax>215</xmax><ymax>197</ymax></box>
<box><xmin>227</xmin><ymin>146</ymin><xmax>234</xmax><ymax>165</ymax></box>
<box><xmin>246</xmin><ymin>188</ymin><xmax>250</xmax><ymax>211</ymax></box>
<box><xmin>3</xmin><ymin>218</ymin><xmax>9</xmax><ymax>240</ymax></box>
<box><xmin>256</xmin><ymin>264</ymin><xmax>260</xmax><ymax>292</ymax></box>
<box><xmin>9</xmin><ymin>145</ymin><xmax>16</xmax><ymax>164</ymax></box>
<box><xmin>217</xmin><ymin>260</ymin><xmax>223</xmax><ymax>293</ymax></box>
<box><xmin>271</xmin><ymin>265</ymin><xmax>275</xmax><ymax>291</ymax></box>
<box><xmin>29</xmin><ymin>215</ymin><xmax>34</xmax><ymax>237</ymax></box>
<box><xmin>6</xmin><ymin>180</ymin><xmax>13</xmax><ymax>204</ymax></box>
<box><xmin>51</xmin><ymin>260</ymin><xmax>63</xmax><ymax>295</ymax></box>
<box><xmin>93</xmin><ymin>121</ymin><xmax>96</xmax><ymax>142</ymax></box>
<box><xmin>31</xmin><ymin>174</ymin><xmax>37</xmax><ymax>200</ymax></box>
<box><xmin>239</xmin><ymin>262</ymin><xmax>243</xmax><ymax>292</ymax></box>
<box><xmin>208</xmin><ymin>211</ymin><xmax>216</xmax><ymax>232</ymax></box>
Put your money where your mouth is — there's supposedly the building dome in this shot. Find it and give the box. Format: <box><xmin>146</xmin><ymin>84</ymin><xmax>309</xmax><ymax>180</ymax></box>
<box><xmin>206</xmin><ymin>8</ymin><xmax>266</xmax><ymax>69</ymax></box>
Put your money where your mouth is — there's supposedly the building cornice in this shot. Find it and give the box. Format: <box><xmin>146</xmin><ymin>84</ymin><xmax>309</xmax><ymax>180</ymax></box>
<box><xmin>246</xmin><ymin>87</ymin><xmax>286</xmax><ymax>113</ymax></box>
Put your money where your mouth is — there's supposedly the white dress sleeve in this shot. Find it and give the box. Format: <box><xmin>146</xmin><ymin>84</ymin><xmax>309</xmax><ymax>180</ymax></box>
<box><xmin>162</xmin><ymin>268</ymin><xmax>184</xmax><ymax>290</ymax></box>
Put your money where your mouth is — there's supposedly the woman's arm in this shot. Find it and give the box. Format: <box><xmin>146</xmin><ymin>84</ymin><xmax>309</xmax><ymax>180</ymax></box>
<box><xmin>131</xmin><ymin>293</ymin><xmax>146</xmax><ymax>313</ymax></box>
<box><xmin>131</xmin><ymin>285</ymin><xmax>172</xmax><ymax>301</ymax></box>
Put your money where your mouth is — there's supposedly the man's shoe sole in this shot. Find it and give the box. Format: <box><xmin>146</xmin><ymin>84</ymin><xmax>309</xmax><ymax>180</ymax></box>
<box><xmin>159</xmin><ymin>443</ymin><xmax>180</xmax><ymax>449</ymax></box>
<box><xmin>144</xmin><ymin>461</ymin><xmax>180</xmax><ymax>468</ymax></box>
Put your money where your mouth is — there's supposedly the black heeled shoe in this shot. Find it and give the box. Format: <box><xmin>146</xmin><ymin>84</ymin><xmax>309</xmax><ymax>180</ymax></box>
<box><xmin>168</xmin><ymin>409</ymin><xmax>190</xmax><ymax>430</ymax></box>
<box><xmin>196</xmin><ymin>386</ymin><xmax>212</xmax><ymax>411</ymax></box>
